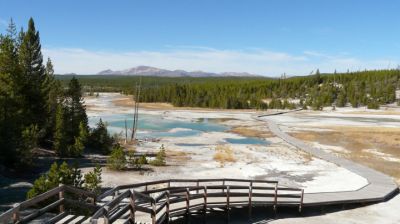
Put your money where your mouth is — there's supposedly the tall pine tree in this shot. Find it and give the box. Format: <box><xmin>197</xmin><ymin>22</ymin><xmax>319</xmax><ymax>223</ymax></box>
<box><xmin>0</xmin><ymin>20</ymin><xmax>24</xmax><ymax>166</ymax></box>
<box><xmin>18</xmin><ymin>18</ymin><xmax>47</xmax><ymax>132</ymax></box>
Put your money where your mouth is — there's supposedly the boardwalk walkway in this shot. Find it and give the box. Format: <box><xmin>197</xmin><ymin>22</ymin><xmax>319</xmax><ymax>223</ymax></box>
<box><xmin>256</xmin><ymin>115</ymin><xmax>398</xmax><ymax>206</ymax></box>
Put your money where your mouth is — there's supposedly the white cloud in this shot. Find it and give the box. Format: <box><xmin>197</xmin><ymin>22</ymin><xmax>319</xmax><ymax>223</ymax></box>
<box><xmin>42</xmin><ymin>47</ymin><xmax>399</xmax><ymax>76</ymax></box>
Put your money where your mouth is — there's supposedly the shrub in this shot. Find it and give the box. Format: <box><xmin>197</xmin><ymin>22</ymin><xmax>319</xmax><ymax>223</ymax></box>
<box><xmin>127</xmin><ymin>149</ymin><xmax>136</xmax><ymax>167</ymax></box>
<box><xmin>136</xmin><ymin>155</ymin><xmax>148</xmax><ymax>169</ymax></box>
<box><xmin>127</xmin><ymin>150</ymin><xmax>148</xmax><ymax>169</ymax></box>
<box><xmin>27</xmin><ymin>162</ymin><xmax>101</xmax><ymax>199</ymax></box>
<box><xmin>84</xmin><ymin>165</ymin><xmax>102</xmax><ymax>195</ymax></box>
<box><xmin>107</xmin><ymin>144</ymin><xmax>126</xmax><ymax>170</ymax></box>
<box><xmin>150</xmin><ymin>145</ymin><xmax>166</xmax><ymax>166</ymax></box>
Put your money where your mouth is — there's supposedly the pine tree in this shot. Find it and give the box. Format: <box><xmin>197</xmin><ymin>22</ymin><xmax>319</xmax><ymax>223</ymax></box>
<box><xmin>88</xmin><ymin>118</ymin><xmax>114</xmax><ymax>154</ymax></box>
<box><xmin>42</xmin><ymin>58</ymin><xmax>62</xmax><ymax>146</ymax></box>
<box><xmin>65</xmin><ymin>77</ymin><xmax>88</xmax><ymax>141</ymax></box>
<box><xmin>315</xmin><ymin>69</ymin><xmax>322</xmax><ymax>84</ymax></box>
<box><xmin>0</xmin><ymin>24</ymin><xmax>23</xmax><ymax>166</ymax></box>
<box><xmin>18</xmin><ymin>18</ymin><xmax>47</xmax><ymax>130</ymax></box>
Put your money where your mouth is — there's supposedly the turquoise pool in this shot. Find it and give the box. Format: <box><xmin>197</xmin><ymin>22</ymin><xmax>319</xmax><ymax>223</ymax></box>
<box><xmin>89</xmin><ymin>113</ymin><xmax>270</xmax><ymax>145</ymax></box>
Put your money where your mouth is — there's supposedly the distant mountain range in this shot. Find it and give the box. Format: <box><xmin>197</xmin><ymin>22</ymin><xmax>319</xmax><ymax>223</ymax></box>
<box><xmin>96</xmin><ymin>66</ymin><xmax>260</xmax><ymax>77</ymax></box>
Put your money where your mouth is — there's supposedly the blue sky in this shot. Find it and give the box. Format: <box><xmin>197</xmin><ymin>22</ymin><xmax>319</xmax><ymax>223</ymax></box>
<box><xmin>1</xmin><ymin>0</ymin><xmax>399</xmax><ymax>75</ymax></box>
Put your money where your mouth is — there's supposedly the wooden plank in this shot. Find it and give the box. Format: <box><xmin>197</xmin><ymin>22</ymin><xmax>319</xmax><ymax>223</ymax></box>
<box><xmin>45</xmin><ymin>211</ymin><xmax>68</xmax><ymax>224</ymax></box>
<box><xmin>19</xmin><ymin>185</ymin><xmax>64</xmax><ymax>209</ymax></box>
<box><xmin>19</xmin><ymin>198</ymin><xmax>64</xmax><ymax>223</ymax></box>
<box><xmin>109</xmin><ymin>204</ymin><xmax>130</xmax><ymax>223</ymax></box>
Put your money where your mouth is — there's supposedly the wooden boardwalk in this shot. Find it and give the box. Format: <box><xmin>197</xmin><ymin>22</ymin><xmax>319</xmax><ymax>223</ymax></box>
<box><xmin>0</xmin><ymin>179</ymin><xmax>304</xmax><ymax>224</ymax></box>
<box><xmin>256</xmin><ymin>116</ymin><xmax>399</xmax><ymax>206</ymax></box>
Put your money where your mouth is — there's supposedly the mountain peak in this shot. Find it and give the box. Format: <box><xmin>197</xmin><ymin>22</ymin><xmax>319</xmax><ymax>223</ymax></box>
<box><xmin>96</xmin><ymin>66</ymin><xmax>260</xmax><ymax>77</ymax></box>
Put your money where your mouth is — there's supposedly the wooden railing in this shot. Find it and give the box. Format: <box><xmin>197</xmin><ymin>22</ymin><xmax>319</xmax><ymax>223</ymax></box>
<box><xmin>0</xmin><ymin>179</ymin><xmax>303</xmax><ymax>224</ymax></box>
<box><xmin>0</xmin><ymin>184</ymin><xmax>97</xmax><ymax>224</ymax></box>
<box><xmin>92</xmin><ymin>178</ymin><xmax>304</xmax><ymax>224</ymax></box>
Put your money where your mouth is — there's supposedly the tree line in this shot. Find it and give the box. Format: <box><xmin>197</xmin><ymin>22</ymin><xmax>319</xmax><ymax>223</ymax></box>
<box><xmin>63</xmin><ymin>69</ymin><xmax>400</xmax><ymax>110</ymax></box>
<box><xmin>0</xmin><ymin>18</ymin><xmax>114</xmax><ymax>170</ymax></box>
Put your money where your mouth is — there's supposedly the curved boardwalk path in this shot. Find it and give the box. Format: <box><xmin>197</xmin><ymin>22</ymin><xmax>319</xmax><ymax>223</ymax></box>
<box><xmin>257</xmin><ymin>115</ymin><xmax>398</xmax><ymax>207</ymax></box>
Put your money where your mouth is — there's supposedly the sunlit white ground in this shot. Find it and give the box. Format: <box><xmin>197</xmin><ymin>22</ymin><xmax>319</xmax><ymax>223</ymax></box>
<box><xmin>84</xmin><ymin>93</ymin><xmax>369</xmax><ymax>193</ymax></box>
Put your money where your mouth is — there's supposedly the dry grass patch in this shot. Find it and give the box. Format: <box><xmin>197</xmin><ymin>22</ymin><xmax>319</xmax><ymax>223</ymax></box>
<box><xmin>214</xmin><ymin>145</ymin><xmax>236</xmax><ymax>166</ymax></box>
<box><xmin>291</xmin><ymin>126</ymin><xmax>400</xmax><ymax>184</ymax></box>
<box><xmin>113</xmin><ymin>97</ymin><xmax>135</xmax><ymax>107</ymax></box>
<box><xmin>230</xmin><ymin>126</ymin><xmax>274</xmax><ymax>138</ymax></box>
<box><xmin>165</xmin><ymin>150</ymin><xmax>191</xmax><ymax>163</ymax></box>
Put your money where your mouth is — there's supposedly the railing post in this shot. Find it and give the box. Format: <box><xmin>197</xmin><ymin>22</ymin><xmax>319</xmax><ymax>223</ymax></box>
<box><xmin>222</xmin><ymin>180</ymin><xmax>225</xmax><ymax>193</ymax></box>
<box><xmin>186</xmin><ymin>188</ymin><xmax>190</xmax><ymax>215</ymax></box>
<box><xmin>196</xmin><ymin>180</ymin><xmax>199</xmax><ymax>194</ymax></box>
<box><xmin>151</xmin><ymin>199</ymin><xmax>156</xmax><ymax>224</ymax></box>
<box><xmin>130</xmin><ymin>191</ymin><xmax>136</xmax><ymax>224</ymax></box>
<box><xmin>166</xmin><ymin>190</ymin><xmax>170</xmax><ymax>223</ymax></box>
<box><xmin>12</xmin><ymin>203</ymin><xmax>20</xmax><ymax>223</ymax></box>
<box><xmin>248</xmin><ymin>181</ymin><xmax>252</xmax><ymax>220</ymax></box>
<box><xmin>226</xmin><ymin>186</ymin><xmax>230</xmax><ymax>222</ymax></box>
<box><xmin>299</xmin><ymin>189</ymin><xmax>304</xmax><ymax>213</ymax></box>
<box><xmin>59</xmin><ymin>184</ymin><xmax>65</xmax><ymax>213</ymax></box>
<box><xmin>203</xmin><ymin>186</ymin><xmax>207</xmax><ymax>222</ymax></box>
<box><xmin>274</xmin><ymin>183</ymin><xmax>278</xmax><ymax>212</ymax></box>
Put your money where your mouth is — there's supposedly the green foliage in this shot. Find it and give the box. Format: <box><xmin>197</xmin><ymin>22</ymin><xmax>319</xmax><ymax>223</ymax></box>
<box><xmin>88</xmin><ymin>119</ymin><xmax>114</xmax><ymax>154</ymax></box>
<box><xmin>150</xmin><ymin>145</ymin><xmax>166</xmax><ymax>166</ymax></box>
<box><xmin>27</xmin><ymin>161</ymin><xmax>102</xmax><ymax>199</ymax></box>
<box><xmin>107</xmin><ymin>144</ymin><xmax>126</xmax><ymax>170</ymax></box>
<box><xmin>27</xmin><ymin>161</ymin><xmax>86</xmax><ymax>199</ymax></box>
<box><xmin>127</xmin><ymin>150</ymin><xmax>148</xmax><ymax>169</ymax></box>
<box><xmin>52</xmin><ymin>77</ymin><xmax>89</xmax><ymax>157</ymax></box>
<box><xmin>19</xmin><ymin>124</ymin><xmax>39</xmax><ymax>165</ymax></box>
<box><xmin>65</xmin><ymin>77</ymin><xmax>88</xmax><ymax>136</ymax></box>
<box><xmin>54</xmin><ymin>105</ymin><xmax>68</xmax><ymax>155</ymax></box>
<box><xmin>136</xmin><ymin>155</ymin><xmax>148</xmax><ymax>168</ymax></box>
<box><xmin>367</xmin><ymin>99</ymin><xmax>380</xmax><ymax>109</ymax></box>
<box><xmin>336</xmin><ymin>89</ymin><xmax>347</xmax><ymax>107</ymax></box>
<box><xmin>83</xmin><ymin>165</ymin><xmax>102</xmax><ymax>195</ymax></box>
<box><xmin>0</xmin><ymin>18</ymin><xmax>91</xmax><ymax>168</ymax></box>
<box><xmin>18</xmin><ymin>18</ymin><xmax>47</xmax><ymax>130</ymax></box>
<box><xmin>69</xmin><ymin>121</ymin><xmax>88</xmax><ymax>157</ymax></box>
<box><xmin>127</xmin><ymin>150</ymin><xmax>136</xmax><ymax>167</ymax></box>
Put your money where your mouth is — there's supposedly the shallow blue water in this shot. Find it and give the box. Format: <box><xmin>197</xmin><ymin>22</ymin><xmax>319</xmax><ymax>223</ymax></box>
<box><xmin>89</xmin><ymin>113</ymin><xmax>269</xmax><ymax>145</ymax></box>
<box><xmin>225</xmin><ymin>137</ymin><xmax>268</xmax><ymax>145</ymax></box>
